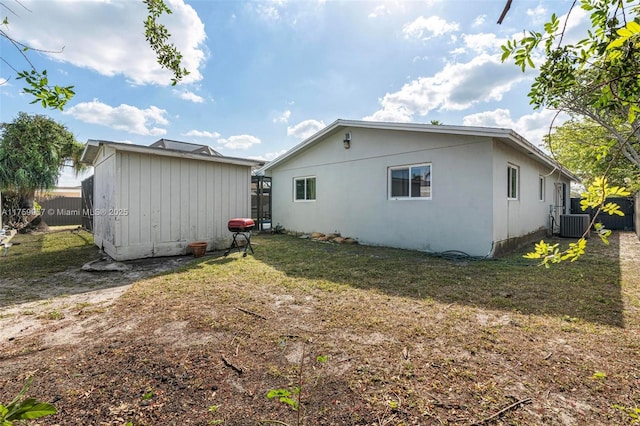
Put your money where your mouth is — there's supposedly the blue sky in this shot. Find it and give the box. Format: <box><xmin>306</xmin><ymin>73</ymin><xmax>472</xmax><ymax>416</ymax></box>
<box><xmin>1</xmin><ymin>0</ymin><xmax>583</xmax><ymax>186</ymax></box>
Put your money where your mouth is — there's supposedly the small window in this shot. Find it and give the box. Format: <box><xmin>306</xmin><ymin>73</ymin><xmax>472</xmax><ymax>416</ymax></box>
<box><xmin>507</xmin><ymin>164</ymin><xmax>519</xmax><ymax>200</ymax></box>
<box><xmin>389</xmin><ymin>163</ymin><xmax>431</xmax><ymax>199</ymax></box>
<box><xmin>294</xmin><ymin>176</ymin><xmax>316</xmax><ymax>201</ymax></box>
<box><xmin>539</xmin><ymin>176</ymin><xmax>545</xmax><ymax>201</ymax></box>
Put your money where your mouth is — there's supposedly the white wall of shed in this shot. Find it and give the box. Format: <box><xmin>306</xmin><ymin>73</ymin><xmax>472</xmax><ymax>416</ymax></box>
<box><xmin>94</xmin><ymin>150</ymin><xmax>251</xmax><ymax>261</ymax></box>
<box><xmin>92</xmin><ymin>145</ymin><xmax>118</xmax><ymax>255</ymax></box>
<box><xmin>269</xmin><ymin>127</ymin><xmax>496</xmax><ymax>256</ymax></box>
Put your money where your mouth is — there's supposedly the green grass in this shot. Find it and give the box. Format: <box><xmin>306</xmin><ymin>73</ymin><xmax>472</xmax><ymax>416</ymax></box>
<box><xmin>114</xmin><ymin>232</ymin><xmax>639</xmax><ymax>424</ymax></box>
<box><xmin>1</xmin><ymin>230</ymin><xmax>639</xmax><ymax>425</ymax></box>
<box><xmin>0</xmin><ymin>228</ymin><xmax>98</xmax><ymax>279</ymax></box>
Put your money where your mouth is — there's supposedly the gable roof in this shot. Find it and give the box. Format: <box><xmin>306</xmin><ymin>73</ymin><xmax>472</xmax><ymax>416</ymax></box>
<box><xmin>80</xmin><ymin>139</ymin><xmax>261</xmax><ymax>168</ymax></box>
<box><xmin>259</xmin><ymin>119</ymin><xmax>579</xmax><ymax>181</ymax></box>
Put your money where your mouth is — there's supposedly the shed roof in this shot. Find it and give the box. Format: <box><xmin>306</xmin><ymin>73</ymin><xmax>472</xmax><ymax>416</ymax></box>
<box><xmin>80</xmin><ymin>139</ymin><xmax>261</xmax><ymax>168</ymax></box>
<box><xmin>150</xmin><ymin>139</ymin><xmax>222</xmax><ymax>156</ymax></box>
<box><xmin>258</xmin><ymin>119</ymin><xmax>579</xmax><ymax>181</ymax></box>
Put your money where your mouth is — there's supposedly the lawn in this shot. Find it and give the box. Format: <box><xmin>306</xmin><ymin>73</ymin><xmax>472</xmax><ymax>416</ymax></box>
<box><xmin>0</xmin><ymin>231</ymin><xmax>639</xmax><ymax>425</ymax></box>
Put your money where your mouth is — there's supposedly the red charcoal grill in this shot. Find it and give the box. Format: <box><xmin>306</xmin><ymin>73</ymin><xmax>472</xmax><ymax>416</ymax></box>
<box><xmin>224</xmin><ymin>218</ymin><xmax>255</xmax><ymax>257</ymax></box>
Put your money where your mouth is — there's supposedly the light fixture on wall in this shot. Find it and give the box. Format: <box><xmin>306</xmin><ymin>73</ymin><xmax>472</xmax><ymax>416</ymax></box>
<box><xmin>343</xmin><ymin>132</ymin><xmax>352</xmax><ymax>149</ymax></box>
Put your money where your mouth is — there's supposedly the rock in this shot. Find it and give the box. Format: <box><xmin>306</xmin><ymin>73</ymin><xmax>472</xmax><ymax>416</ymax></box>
<box><xmin>333</xmin><ymin>237</ymin><xmax>346</xmax><ymax>244</ymax></box>
<box><xmin>311</xmin><ymin>232</ymin><xmax>325</xmax><ymax>239</ymax></box>
<box><xmin>82</xmin><ymin>258</ymin><xmax>132</xmax><ymax>272</ymax></box>
<box><xmin>343</xmin><ymin>238</ymin><xmax>358</xmax><ymax>244</ymax></box>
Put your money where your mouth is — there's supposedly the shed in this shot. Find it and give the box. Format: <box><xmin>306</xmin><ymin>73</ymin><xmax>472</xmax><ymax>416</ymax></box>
<box><xmin>80</xmin><ymin>139</ymin><xmax>260</xmax><ymax>261</ymax></box>
<box><xmin>259</xmin><ymin>119</ymin><xmax>578</xmax><ymax>257</ymax></box>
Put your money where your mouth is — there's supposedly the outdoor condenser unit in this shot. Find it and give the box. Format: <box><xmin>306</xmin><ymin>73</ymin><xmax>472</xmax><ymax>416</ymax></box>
<box><xmin>559</xmin><ymin>214</ymin><xmax>591</xmax><ymax>238</ymax></box>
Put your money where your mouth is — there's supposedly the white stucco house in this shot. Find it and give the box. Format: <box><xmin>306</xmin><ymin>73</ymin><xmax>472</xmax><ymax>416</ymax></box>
<box><xmin>259</xmin><ymin>119</ymin><xmax>578</xmax><ymax>257</ymax></box>
<box><xmin>80</xmin><ymin>139</ymin><xmax>260</xmax><ymax>261</ymax></box>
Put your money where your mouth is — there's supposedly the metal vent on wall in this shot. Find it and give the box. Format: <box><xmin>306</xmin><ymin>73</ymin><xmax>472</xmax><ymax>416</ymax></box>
<box><xmin>560</xmin><ymin>214</ymin><xmax>590</xmax><ymax>238</ymax></box>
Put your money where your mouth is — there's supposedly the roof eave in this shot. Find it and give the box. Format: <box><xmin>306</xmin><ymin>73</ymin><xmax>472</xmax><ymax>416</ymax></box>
<box><xmin>260</xmin><ymin>119</ymin><xmax>579</xmax><ymax>182</ymax></box>
<box><xmin>82</xmin><ymin>140</ymin><xmax>260</xmax><ymax>168</ymax></box>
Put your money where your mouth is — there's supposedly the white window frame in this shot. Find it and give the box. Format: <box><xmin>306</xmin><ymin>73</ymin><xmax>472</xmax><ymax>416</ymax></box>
<box><xmin>539</xmin><ymin>175</ymin><xmax>545</xmax><ymax>201</ymax></box>
<box><xmin>507</xmin><ymin>163</ymin><xmax>519</xmax><ymax>200</ymax></box>
<box><xmin>388</xmin><ymin>163</ymin><xmax>432</xmax><ymax>200</ymax></box>
<box><xmin>293</xmin><ymin>176</ymin><xmax>316</xmax><ymax>202</ymax></box>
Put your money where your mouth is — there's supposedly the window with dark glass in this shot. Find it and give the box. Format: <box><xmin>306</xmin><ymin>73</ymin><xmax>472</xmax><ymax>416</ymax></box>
<box><xmin>389</xmin><ymin>164</ymin><xmax>431</xmax><ymax>199</ymax></box>
<box><xmin>294</xmin><ymin>176</ymin><xmax>316</xmax><ymax>201</ymax></box>
<box><xmin>507</xmin><ymin>164</ymin><xmax>519</xmax><ymax>199</ymax></box>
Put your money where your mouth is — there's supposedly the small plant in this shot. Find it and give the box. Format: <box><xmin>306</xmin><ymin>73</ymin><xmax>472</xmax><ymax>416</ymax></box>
<box><xmin>208</xmin><ymin>404</ymin><xmax>224</xmax><ymax>425</ymax></box>
<box><xmin>0</xmin><ymin>376</ymin><xmax>57</xmax><ymax>424</ymax></box>
<box><xmin>262</xmin><ymin>350</ymin><xmax>329</xmax><ymax>426</ymax></box>
<box><xmin>612</xmin><ymin>404</ymin><xmax>640</xmax><ymax>423</ymax></box>
<box><xmin>592</xmin><ymin>371</ymin><xmax>607</xmax><ymax>380</ymax></box>
<box><xmin>141</xmin><ymin>388</ymin><xmax>154</xmax><ymax>401</ymax></box>
<box><xmin>266</xmin><ymin>387</ymin><xmax>300</xmax><ymax>411</ymax></box>
<box><xmin>45</xmin><ymin>310</ymin><xmax>64</xmax><ymax>320</ymax></box>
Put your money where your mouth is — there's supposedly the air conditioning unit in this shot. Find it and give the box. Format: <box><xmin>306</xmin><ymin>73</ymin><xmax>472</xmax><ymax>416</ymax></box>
<box><xmin>559</xmin><ymin>214</ymin><xmax>591</xmax><ymax>238</ymax></box>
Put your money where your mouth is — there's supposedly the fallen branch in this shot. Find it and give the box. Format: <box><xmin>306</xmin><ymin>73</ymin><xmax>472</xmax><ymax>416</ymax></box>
<box><xmin>221</xmin><ymin>355</ymin><xmax>243</xmax><ymax>374</ymax></box>
<box><xmin>471</xmin><ymin>398</ymin><xmax>532</xmax><ymax>425</ymax></box>
<box><xmin>236</xmin><ymin>306</ymin><xmax>267</xmax><ymax>320</ymax></box>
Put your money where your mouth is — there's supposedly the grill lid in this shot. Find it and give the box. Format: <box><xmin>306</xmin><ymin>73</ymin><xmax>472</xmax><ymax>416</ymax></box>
<box><xmin>228</xmin><ymin>218</ymin><xmax>255</xmax><ymax>231</ymax></box>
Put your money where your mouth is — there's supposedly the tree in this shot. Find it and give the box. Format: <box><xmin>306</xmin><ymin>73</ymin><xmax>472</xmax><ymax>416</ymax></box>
<box><xmin>546</xmin><ymin>118</ymin><xmax>640</xmax><ymax>193</ymax></box>
<box><xmin>0</xmin><ymin>113</ymin><xmax>85</xmax><ymax>226</ymax></box>
<box><xmin>1</xmin><ymin>0</ymin><xmax>188</xmax><ymax>110</ymax></box>
<box><xmin>501</xmin><ymin>1</ymin><xmax>640</xmax><ymax>169</ymax></box>
<box><xmin>500</xmin><ymin>0</ymin><xmax>638</xmax><ymax>265</ymax></box>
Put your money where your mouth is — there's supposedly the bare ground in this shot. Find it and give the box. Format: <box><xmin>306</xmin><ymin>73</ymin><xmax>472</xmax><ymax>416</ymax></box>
<box><xmin>0</xmin><ymin>232</ymin><xmax>639</xmax><ymax>425</ymax></box>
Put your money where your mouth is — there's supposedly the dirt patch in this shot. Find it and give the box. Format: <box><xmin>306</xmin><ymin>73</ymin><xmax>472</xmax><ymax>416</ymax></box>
<box><xmin>0</xmin><ymin>254</ymin><xmax>194</xmax><ymax>346</ymax></box>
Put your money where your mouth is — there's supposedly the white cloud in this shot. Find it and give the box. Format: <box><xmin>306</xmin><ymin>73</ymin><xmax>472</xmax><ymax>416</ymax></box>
<box><xmin>402</xmin><ymin>16</ymin><xmax>459</xmax><ymax>40</ymax></box>
<box><xmin>472</xmin><ymin>14</ymin><xmax>486</xmax><ymax>27</ymax></box>
<box><xmin>287</xmin><ymin>119</ymin><xmax>325</xmax><ymax>140</ymax></box>
<box><xmin>364</xmin><ymin>54</ymin><xmax>530</xmax><ymax>122</ymax></box>
<box><xmin>273</xmin><ymin>110</ymin><xmax>292</xmax><ymax>123</ymax></box>
<box><xmin>368</xmin><ymin>5</ymin><xmax>390</xmax><ymax>18</ymax></box>
<box><xmin>175</xmin><ymin>90</ymin><xmax>205</xmax><ymax>103</ymax></box>
<box><xmin>183</xmin><ymin>130</ymin><xmax>221</xmax><ymax>139</ymax></box>
<box><xmin>64</xmin><ymin>99</ymin><xmax>168</xmax><ymax>136</ymax></box>
<box><xmin>247</xmin><ymin>0</ymin><xmax>288</xmax><ymax>23</ymax></box>
<box><xmin>250</xmin><ymin>149</ymin><xmax>288</xmax><ymax>162</ymax></box>
<box><xmin>526</xmin><ymin>5</ymin><xmax>548</xmax><ymax>25</ymax></box>
<box><xmin>463</xmin><ymin>108</ymin><xmax>570</xmax><ymax>146</ymax></box>
<box><xmin>6</xmin><ymin>0</ymin><xmax>207</xmax><ymax>86</ymax></box>
<box><xmin>218</xmin><ymin>135</ymin><xmax>261</xmax><ymax>150</ymax></box>
<box><xmin>461</xmin><ymin>33</ymin><xmax>506</xmax><ymax>54</ymax></box>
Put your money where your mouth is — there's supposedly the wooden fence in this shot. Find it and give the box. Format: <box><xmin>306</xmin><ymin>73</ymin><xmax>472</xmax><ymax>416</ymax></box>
<box><xmin>38</xmin><ymin>196</ymin><xmax>83</xmax><ymax>226</ymax></box>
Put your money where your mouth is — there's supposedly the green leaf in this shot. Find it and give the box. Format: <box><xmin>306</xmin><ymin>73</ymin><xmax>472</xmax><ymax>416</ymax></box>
<box><xmin>8</xmin><ymin>403</ymin><xmax>57</xmax><ymax>420</ymax></box>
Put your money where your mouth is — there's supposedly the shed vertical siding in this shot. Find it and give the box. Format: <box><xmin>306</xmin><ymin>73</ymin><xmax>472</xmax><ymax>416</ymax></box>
<box><xmin>93</xmin><ymin>146</ymin><xmax>118</xmax><ymax>254</ymax></box>
<box><xmin>99</xmin><ymin>151</ymin><xmax>251</xmax><ymax>261</ymax></box>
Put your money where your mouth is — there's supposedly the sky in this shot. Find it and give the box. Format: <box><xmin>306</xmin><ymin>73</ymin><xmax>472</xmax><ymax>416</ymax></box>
<box><xmin>0</xmin><ymin>0</ymin><xmax>586</xmax><ymax>186</ymax></box>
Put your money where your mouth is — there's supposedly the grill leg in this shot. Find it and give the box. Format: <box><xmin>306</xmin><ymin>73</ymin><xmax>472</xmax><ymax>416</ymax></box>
<box><xmin>224</xmin><ymin>232</ymin><xmax>254</xmax><ymax>257</ymax></box>
<box><xmin>242</xmin><ymin>232</ymin><xmax>254</xmax><ymax>257</ymax></box>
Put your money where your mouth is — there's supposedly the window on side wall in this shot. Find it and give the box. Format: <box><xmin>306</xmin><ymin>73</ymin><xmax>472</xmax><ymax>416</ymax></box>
<box><xmin>539</xmin><ymin>175</ymin><xmax>545</xmax><ymax>201</ymax></box>
<box><xmin>507</xmin><ymin>164</ymin><xmax>519</xmax><ymax>200</ymax></box>
<box><xmin>388</xmin><ymin>163</ymin><xmax>431</xmax><ymax>200</ymax></box>
<box><xmin>294</xmin><ymin>176</ymin><xmax>316</xmax><ymax>201</ymax></box>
